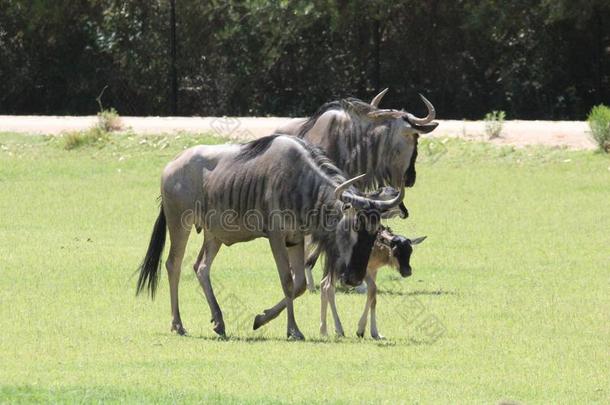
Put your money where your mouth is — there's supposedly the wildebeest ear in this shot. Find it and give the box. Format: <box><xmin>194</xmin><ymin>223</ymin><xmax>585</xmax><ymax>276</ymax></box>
<box><xmin>409</xmin><ymin>236</ymin><xmax>427</xmax><ymax>245</ymax></box>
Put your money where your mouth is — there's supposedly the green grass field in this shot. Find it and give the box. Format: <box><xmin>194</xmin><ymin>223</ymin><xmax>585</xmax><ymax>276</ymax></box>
<box><xmin>1</xmin><ymin>132</ymin><xmax>608</xmax><ymax>404</ymax></box>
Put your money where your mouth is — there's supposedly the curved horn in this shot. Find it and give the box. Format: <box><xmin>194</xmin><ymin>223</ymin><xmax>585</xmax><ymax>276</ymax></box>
<box><xmin>370</xmin><ymin>186</ymin><xmax>404</xmax><ymax>211</ymax></box>
<box><xmin>334</xmin><ymin>173</ymin><xmax>367</xmax><ymax>201</ymax></box>
<box><xmin>341</xmin><ymin>185</ymin><xmax>405</xmax><ymax>211</ymax></box>
<box><xmin>370</xmin><ymin>88</ymin><xmax>389</xmax><ymax>108</ymax></box>
<box><xmin>406</xmin><ymin>94</ymin><xmax>436</xmax><ymax>125</ymax></box>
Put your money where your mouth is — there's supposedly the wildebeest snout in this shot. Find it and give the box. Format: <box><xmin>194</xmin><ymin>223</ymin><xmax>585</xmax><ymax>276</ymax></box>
<box><xmin>399</xmin><ymin>265</ymin><xmax>412</xmax><ymax>278</ymax></box>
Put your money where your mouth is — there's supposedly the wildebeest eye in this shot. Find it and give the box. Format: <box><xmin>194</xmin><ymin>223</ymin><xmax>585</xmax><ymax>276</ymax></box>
<box><xmin>390</xmin><ymin>236</ymin><xmax>402</xmax><ymax>247</ymax></box>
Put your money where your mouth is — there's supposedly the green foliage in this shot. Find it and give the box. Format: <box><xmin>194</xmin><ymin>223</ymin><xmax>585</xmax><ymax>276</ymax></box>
<box><xmin>0</xmin><ymin>1</ymin><xmax>608</xmax><ymax>118</ymax></box>
<box><xmin>62</xmin><ymin>127</ymin><xmax>109</xmax><ymax>150</ymax></box>
<box><xmin>484</xmin><ymin>110</ymin><xmax>506</xmax><ymax>139</ymax></box>
<box><xmin>97</xmin><ymin>108</ymin><xmax>122</xmax><ymax>132</ymax></box>
<box><xmin>63</xmin><ymin>103</ymin><xmax>121</xmax><ymax>150</ymax></box>
<box><xmin>1</xmin><ymin>133</ymin><xmax>608</xmax><ymax>402</ymax></box>
<box><xmin>587</xmin><ymin>104</ymin><xmax>610</xmax><ymax>152</ymax></box>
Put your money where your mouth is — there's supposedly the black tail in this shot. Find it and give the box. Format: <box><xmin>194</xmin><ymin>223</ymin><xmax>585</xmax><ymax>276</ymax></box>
<box><xmin>136</xmin><ymin>205</ymin><xmax>167</xmax><ymax>299</ymax></box>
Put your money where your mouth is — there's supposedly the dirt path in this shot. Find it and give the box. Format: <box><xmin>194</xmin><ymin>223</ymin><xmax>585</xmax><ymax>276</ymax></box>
<box><xmin>0</xmin><ymin>115</ymin><xmax>596</xmax><ymax>150</ymax></box>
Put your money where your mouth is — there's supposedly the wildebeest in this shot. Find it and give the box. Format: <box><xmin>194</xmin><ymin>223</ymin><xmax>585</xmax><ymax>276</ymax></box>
<box><xmin>135</xmin><ymin>134</ymin><xmax>404</xmax><ymax>340</ymax></box>
<box><xmin>278</xmin><ymin>89</ymin><xmax>437</xmax><ymax>289</ymax></box>
<box><xmin>278</xmin><ymin>88</ymin><xmax>438</xmax><ymax>194</ymax></box>
<box><xmin>316</xmin><ymin>225</ymin><xmax>426</xmax><ymax>339</ymax></box>
<box><xmin>303</xmin><ymin>186</ymin><xmax>404</xmax><ymax>292</ymax></box>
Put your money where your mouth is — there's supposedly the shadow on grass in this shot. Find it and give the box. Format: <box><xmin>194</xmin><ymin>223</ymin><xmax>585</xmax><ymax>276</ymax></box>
<box><xmin>377</xmin><ymin>288</ymin><xmax>458</xmax><ymax>297</ymax></box>
<box><xmin>154</xmin><ymin>331</ymin><xmax>441</xmax><ymax>347</ymax></box>
<box><xmin>331</xmin><ymin>286</ymin><xmax>457</xmax><ymax>297</ymax></box>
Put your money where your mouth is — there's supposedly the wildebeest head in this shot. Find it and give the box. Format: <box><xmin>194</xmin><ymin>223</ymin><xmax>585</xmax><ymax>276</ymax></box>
<box><xmin>330</xmin><ymin>175</ymin><xmax>405</xmax><ymax>286</ymax></box>
<box><xmin>368</xmin><ymin>89</ymin><xmax>438</xmax><ymax>190</ymax></box>
<box><xmin>292</xmin><ymin>89</ymin><xmax>438</xmax><ymax>196</ymax></box>
<box><xmin>388</xmin><ymin>235</ymin><xmax>427</xmax><ymax>277</ymax></box>
<box><xmin>365</xmin><ymin>186</ymin><xmax>409</xmax><ymax>219</ymax></box>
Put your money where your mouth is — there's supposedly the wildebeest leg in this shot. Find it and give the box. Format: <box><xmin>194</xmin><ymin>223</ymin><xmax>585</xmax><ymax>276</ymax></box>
<box><xmin>323</xmin><ymin>273</ymin><xmax>344</xmax><ymax>337</ymax></box>
<box><xmin>367</xmin><ymin>270</ymin><xmax>383</xmax><ymax>339</ymax></box>
<box><xmin>304</xmin><ymin>242</ymin><xmax>321</xmax><ymax>292</ymax></box>
<box><xmin>165</xmin><ymin>213</ymin><xmax>191</xmax><ymax>336</ymax></box>
<box><xmin>356</xmin><ymin>269</ymin><xmax>377</xmax><ymax>338</ymax></box>
<box><xmin>319</xmin><ymin>273</ymin><xmax>330</xmax><ymax>336</ymax></box>
<box><xmin>252</xmin><ymin>236</ymin><xmax>305</xmax><ymax>340</ymax></box>
<box><xmin>194</xmin><ymin>237</ymin><xmax>224</xmax><ymax>336</ymax></box>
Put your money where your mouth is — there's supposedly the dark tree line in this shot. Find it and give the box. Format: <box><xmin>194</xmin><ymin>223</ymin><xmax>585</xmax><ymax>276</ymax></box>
<box><xmin>0</xmin><ymin>0</ymin><xmax>608</xmax><ymax>119</ymax></box>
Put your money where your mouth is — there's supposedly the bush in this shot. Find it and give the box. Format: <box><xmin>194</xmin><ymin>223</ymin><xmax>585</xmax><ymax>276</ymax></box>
<box><xmin>62</xmin><ymin>127</ymin><xmax>109</xmax><ymax>150</ymax></box>
<box><xmin>97</xmin><ymin>108</ymin><xmax>122</xmax><ymax>132</ymax></box>
<box><xmin>587</xmin><ymin>105</ymin><xmax>610</xmax><ymax>153</ymax></box>
<box><xmin>484</xmin><ymin>110</ymin><xmax>506</xmax><ymax>139</ymax></box>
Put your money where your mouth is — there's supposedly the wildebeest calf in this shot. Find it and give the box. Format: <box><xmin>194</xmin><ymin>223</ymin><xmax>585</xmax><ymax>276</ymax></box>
<box><xmin>308</xmin><ymin>225</ymin><xmax>426</xmax><ymax>339</ymax></box>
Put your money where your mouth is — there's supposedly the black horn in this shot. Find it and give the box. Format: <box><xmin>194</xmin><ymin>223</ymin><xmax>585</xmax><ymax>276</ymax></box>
<box><xmin>405</xmin><ymin>94</ymin><xmax>436</xmax><ymax>125</ymax></box>
<box><xmin>369</xmin><ymin>186</ymin><xmax>404</xmax><ymax>212</ymax></box>
<box><xmin>335</xmin><ymin>174</ymin><xmax>404</xmax><ymax>212</ymax></box>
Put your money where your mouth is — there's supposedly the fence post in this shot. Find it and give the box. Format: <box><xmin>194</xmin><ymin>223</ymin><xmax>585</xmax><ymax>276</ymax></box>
<box><xmin>169</xmin><ymin>0</ymin><xmax>178</xmax><ymax>115</ymax></box>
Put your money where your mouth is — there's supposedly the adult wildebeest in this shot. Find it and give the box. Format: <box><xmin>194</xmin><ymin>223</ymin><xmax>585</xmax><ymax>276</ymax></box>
<box><xmin>135</xmin><ymin>134</ymin><xmax>404</xmax><ymax>340</ymax></box>
<box><xmin>278</xmin><ymin>88</ymin><xmax>438</xmax><ymax>192</ymax></box>
<box><xmin>316</xmin><ymin>226</ymin><xmax>426</xmax><ymax>339</ymax></box>
<box><xmin>277</xmin><ymin>89</ymin><xmax>438</xmax><ymax>290</ymax></box>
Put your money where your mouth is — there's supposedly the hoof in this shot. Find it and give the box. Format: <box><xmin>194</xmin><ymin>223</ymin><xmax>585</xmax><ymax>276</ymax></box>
<box><xmin>252</xmin><ymin>314</ymin><xmax>265</xmax><ymax>330</ymax></box>
<box><xmin>371</xmin><ymin>334</ymin><xmax>386</xmax><ymax>340</ymax></box>
<box><xmin>287</xmin><ymin>328</ymin><xmax>305</xmax><ymax>341</ymax></box>
<box><xmin>212</xmin><ymin>321</ymin><xmax>225</xmax><ymax>337</ymax></box>
<box><xmin>171</xmin><ymin>323</ymin><xmax>187</xmax><ymax>336</ymax></box>
<box><xmin>335</xmin><ymin>331</ymin><xmax>345</xmax><ymax>338</ymax></box>
<box><xmin>356</xmin><ymin>331</ymin><xmax>364</xmax><ymax>338</ymax></box>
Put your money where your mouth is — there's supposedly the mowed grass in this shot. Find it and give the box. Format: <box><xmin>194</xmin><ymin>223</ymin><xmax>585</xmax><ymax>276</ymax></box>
<box><xmin>0</xmin><ymin>132</ymin><xmax>608</xmax><ymax>404</ymax></box>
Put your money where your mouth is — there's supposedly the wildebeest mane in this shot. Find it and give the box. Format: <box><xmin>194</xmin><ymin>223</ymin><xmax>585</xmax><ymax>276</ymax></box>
<box><xmin>236</xmin><ymin>134</ymin><xmax>282</xmax><ymax>161</ymax></box>
<box><xmin>238</xmin><ymin>133</ymin><xmax>346</xmax><ymax>188</ymax></box>
<box><xmin>296</xmin><ymin>101</ymin><xmax>341</xmax><ymax>139</ymax></box>
<box><xmin>289</xmin><ymin>136</ymin><xmax>345</xmax><ymax>185</ymax></box>
<box><xmin>296</xmin><ymin>98</ymin><xmax>374</xmax><ymax>139</ymax></box>
<box><xmin>299</xmin><ymin>98</ymin><xmax>395</xmax><ymax>190</ymax></box>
